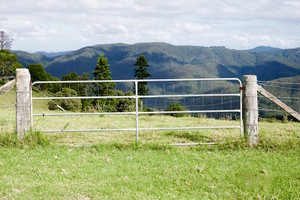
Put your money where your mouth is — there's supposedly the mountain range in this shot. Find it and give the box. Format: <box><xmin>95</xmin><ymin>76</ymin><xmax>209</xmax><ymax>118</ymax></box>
<box><xmin>13</xmin><ymin>42</ymin><xmax>300</xmax><ymax>82</ymax></box>
<box><xmin>12</xmin><ymin>43</ymin><xmax>300</xmax><ymax>119</ymax></box>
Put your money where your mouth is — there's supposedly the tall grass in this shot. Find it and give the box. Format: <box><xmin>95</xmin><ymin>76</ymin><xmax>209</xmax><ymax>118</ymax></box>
<box><xmin>0</xmin><ymin>131</ymin><xmax>50</xmax><ymax>148</ymax></box>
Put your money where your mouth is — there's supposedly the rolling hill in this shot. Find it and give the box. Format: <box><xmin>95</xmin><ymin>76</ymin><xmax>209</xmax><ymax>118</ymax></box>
<box><xmin>11</xmin><ymin>43</ymin><xmax>300</xmax><ymax>119</ymax></box>
<box><xmin>13</xmin><ymin>42</ymin><xmax>300</xmax><ymax>82</ymax></box>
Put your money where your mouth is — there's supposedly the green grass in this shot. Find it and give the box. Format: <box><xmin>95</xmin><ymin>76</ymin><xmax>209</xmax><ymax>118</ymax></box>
<box><xmin>0</xmin><ymin>145</ymin><xmax>299</xmax><ymax>199</ymax></box>
<box><xmin>32</xmin><ymin>114</ymin><xmax>243</xmax><ymax>146</ymax></box>
<box><xmin>0</xmin><ymin>131</ymin><xmax>50</xmax><ymax>148</ymax></box>
<box><xmin>0</xmin><ymin>89</ymin><xmax>16</xmax><ymax>133</ymax></box>
<box><xmin>1</xmin><ymin>89</ymin><xmax>300</xmax><ymax>199</ymax></box>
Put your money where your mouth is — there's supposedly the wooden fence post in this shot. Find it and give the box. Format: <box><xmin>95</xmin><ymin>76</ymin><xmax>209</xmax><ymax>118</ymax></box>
<box><xmin>16</xmin><ymin>68</ymin><xmax>31</xmax><ymax>140</ymax></box>
<box><xmin>243</xmin><ymin>75</ymin><xmax>258</xmax><ymax>146</ymax></box>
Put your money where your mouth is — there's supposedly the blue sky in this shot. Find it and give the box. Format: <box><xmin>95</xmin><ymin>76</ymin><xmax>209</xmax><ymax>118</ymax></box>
<box><xmin>1</xmin><ymin>0</ymin><xmax>300</xmax><ymax>52</ymax></box>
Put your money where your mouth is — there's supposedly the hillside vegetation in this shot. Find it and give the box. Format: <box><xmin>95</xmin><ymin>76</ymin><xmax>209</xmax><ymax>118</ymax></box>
<box><xmin>14</xmin><ymin>43</ymin><xmax>300</xmax><ymax>81</ymax></box>
<box><xmin>12</xmin><ymin>43</ymin><xmax>300</xmax><ymax>119</ymax></box>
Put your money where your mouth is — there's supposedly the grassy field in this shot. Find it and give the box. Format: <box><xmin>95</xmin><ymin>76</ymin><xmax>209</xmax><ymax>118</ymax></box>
<box><xmin>0</xmin><ymin>143</ymin><xmax>299</xmax><ymax>199</ymax></box>
<box><xmin>0</xmin><ymin>90</ymin><xmax>300</xmax><ymax>199</ymax></box>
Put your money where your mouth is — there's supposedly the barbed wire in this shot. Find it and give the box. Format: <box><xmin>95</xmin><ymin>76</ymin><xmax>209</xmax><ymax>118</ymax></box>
<box><xmin>276</xmin><ymin>99</ymin><xmax>300</xmax><ymax>103</ymax></box>
<box><xmin>258</xmin><ymin>108</ymin><xmax>286</xmax><ymax>112</ymax></box>
<box><xmin>258</xmin><ymin>80</ymin><xmax>300</xmax><ymax>85</ymax></box>
<box><xmin>258</xmin><ymin>84</ymin><xmax>300</xmax><ymax>91</ymax></box>
<box><xmin>258</xmin><ymin>96</ymin><xmax>300</xmax><ymax>103</ymax></box>
<box><xmin>258</xmin><ymin>96</ymin><xmax>300</xmax><ymax>100</ymax></box>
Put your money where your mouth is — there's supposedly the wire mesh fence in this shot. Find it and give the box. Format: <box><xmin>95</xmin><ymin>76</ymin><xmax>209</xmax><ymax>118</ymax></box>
<box><xmin>257</xmin><ymin>80</ymin><xmax>300</xmax><ymax>121</ymax></box>
<box><xmin>31</xmin><ymin>78</ymin><xmax>242</xmax><ymax>145</ymax></box>
<box><xmin>2</xmin><ymin>78</ymin><xmax>299</xmax><ymax>146</ymax></box>
<box><xmin>0</xmin><ymin>88</ymin><xmax>16</xmax><ymax>134</ymax></box>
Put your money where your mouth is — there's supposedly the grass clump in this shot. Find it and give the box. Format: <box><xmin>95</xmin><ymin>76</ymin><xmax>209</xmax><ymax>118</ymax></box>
<box><xmin>0</xmin><ymin>131</ymin><xmax>50</xmax><ymax>148</ymax></box>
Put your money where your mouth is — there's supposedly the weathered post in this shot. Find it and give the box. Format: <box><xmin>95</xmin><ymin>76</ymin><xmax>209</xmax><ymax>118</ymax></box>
<box><xmin>16</xmin><ymin>68</ymin><xmax>31</xmax><ymax>140</ymax></box>
<box><xmin>243</xmin><ymin>75</ymin><xmax>258</xmax><ymax>146</ymax></box>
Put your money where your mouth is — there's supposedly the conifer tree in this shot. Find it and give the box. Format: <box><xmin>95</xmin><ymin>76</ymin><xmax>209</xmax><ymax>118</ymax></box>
<box><xmin>133</xmin><ymin>55</ymin><xmax>151</xmax><ymax>95</ymax></box>
<box><xmin>93</xmin><ymin>54</ymin><xmax>115</xmax><ymax>96</ymax></box>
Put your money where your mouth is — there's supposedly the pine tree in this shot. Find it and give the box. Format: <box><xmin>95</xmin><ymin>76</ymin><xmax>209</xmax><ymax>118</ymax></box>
<box><xmin>93</xmin><ymin>54</ymin><xmax>115</xmax><ymax>96</ymax></box>
<box><xmin>134</xmin><ymin>55</ymin><xmax>151</xmax><ymax>95</ymax></box>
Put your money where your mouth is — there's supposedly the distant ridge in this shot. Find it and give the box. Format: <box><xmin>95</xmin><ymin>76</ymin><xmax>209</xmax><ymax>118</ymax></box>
<box><xmin>249</xmin><ymin>46</ymin><xmax>282</xmax><ymax>52</ymax></box>
<box><xmin>34</xmin><ymin>51</ymin><xmax>71</xmax><ymax>58</ymax></box>
<box><xmin>14</xmin><ymin>43</ymin><xmax>300</xmax><ymax>82</ymax></box>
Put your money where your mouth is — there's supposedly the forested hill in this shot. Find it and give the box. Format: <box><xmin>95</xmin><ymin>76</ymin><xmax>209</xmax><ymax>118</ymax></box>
<box><xmin>14</xmin><ymin>42</ymin><xmax>300</xmax><ymax>81</ymax></box>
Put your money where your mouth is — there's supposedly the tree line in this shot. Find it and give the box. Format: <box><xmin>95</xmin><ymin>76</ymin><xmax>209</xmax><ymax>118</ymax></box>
<box><xmin>32</xmin><ymin>54</ymin><xmax>152</xmax><ymax>112</ymax></box>
<box><xmin>0</xmin><ymin>31</ymin><xmax>185</xmax><ymax>116</ymax></box>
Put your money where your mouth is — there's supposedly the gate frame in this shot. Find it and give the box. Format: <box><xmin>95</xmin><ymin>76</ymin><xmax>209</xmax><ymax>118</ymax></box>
<box><xmin>31</xmin><ymin>78</ymin><xmax>243</xmax><ymax>142</ymax></box>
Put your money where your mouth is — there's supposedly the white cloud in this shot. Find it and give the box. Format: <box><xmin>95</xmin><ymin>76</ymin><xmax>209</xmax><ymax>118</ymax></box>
<box><xmin>284</xmin><ymin>1</ymin><xmax>300</xmax><ymax>7</ymax></box>
<box><xmin>275</xmin><ymin>38</ymin><xmax>292</xmax><ymax>46</ymax></box>
<box><xmin>177</xmin><ymin>22</ymin><xmax>212</xmax><ymax>33</ymax></box>
<box><xmin>1</xmin><ymin>0</ymin><xmax>300</xmax><ymax>51</ymax></box>
<box><xmin>83</xmin><ymin>24</ymin><xmax>128</xmax><ymax>36</ymax></box>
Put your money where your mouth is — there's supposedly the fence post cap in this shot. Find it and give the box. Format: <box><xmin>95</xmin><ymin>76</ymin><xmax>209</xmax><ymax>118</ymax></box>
<box><xmin>16</xmin><ymin>68</ymin><xmax>30</xmax><ymax>76</ymax></box>
<box><xmin>243</xmin><ymin>75</ymin><xmax>257</xmax><ymax>81</ymax></box>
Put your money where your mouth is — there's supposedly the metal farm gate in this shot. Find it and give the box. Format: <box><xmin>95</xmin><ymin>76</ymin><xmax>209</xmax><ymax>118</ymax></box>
<box><xmin>31</xmin><ymin>78</ymin><xmax>243</xmax><ymax>142</ymax></box>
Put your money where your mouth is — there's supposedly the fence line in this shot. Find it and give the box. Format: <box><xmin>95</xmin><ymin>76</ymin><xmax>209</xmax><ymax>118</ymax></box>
<box><xmin>0</xmin><ymin>89</ymin><xmax>16</xmax><ymax>133</ymax></box>
<box><xmin>258</xmin><ymin>84</ymin><xmax>300</xmax><ymax>91</ymax></box>
<box><xmin>32</xmin><ymin>78</ymin><xmax>243</xmax><ymax>142</ymax></box>
<box><xmin>259</xmin><ymin>96</ymin><xmax>300</xmax><ymax>101</ymax></box>
<box><xmin>257</xmin><ymin>80</ymin><xmax>300</xmax><ymax>85</ymax></box>
<box><xmin>258</xmin><ymin>108</ymin><xmax>286</xmax><ymax>112</ymax></box>
<box><xmin>257</xmin><ymin>80</ymin><xmax>300</xmax><ymax>116</ymax></box>
<box><xmin>257</xmin><ymin>84</ymin><xmax>300</xmax><ymax>121</ymax></box>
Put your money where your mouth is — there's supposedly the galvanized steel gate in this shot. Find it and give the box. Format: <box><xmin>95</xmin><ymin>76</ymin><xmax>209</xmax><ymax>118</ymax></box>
<box><xmin>31</xmin><ymin>78</ymin><xmax>243</xmax><ymax>142</ymax></box>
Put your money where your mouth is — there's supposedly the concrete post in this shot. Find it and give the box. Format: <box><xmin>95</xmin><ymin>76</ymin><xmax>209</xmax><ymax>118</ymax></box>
<box><xmin>243</xmin><ymin>75</ymin><xmax>258</xmax><ymax>146</ymax></box>
<box><xmin>16</xmin><ymin>68</ymin><xmax>31</xmax><ymax>140</ymax></box>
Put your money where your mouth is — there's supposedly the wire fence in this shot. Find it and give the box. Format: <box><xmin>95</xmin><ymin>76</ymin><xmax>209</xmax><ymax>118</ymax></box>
<box><xmin>257</xmin><ymin>80</ymin><xmax>300</xmax><ymax>120</ymax></box>
<box><xmin>135</xmin><ymin>80</ymin><xmax>241</xmax><ymax>116</ymax></box>
<box><xmin>0</xmin><ymin>88</ymin><xmax>16</xmax><ymax>134</ymax></box>
<box><xmin>31</xmin><ymin>79</ymin><xmax>242</xmax><ymax>145</ymax></box>
<box><xmin>1</xmin><ymin>77</ymin><xmax>299</xmax><ymax>145</ymax></box>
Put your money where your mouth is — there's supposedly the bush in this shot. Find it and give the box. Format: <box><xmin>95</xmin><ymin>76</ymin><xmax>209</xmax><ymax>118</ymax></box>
<box><xmin>166</xmin><ymin>103</ymin><xmax>186</xmax><ymax>117</ymax></box>
<box><xmin>48</xmin><ymin>88</ymin><xmax>82</xmax><ymax>111</ymax></box>
<box><xmin>92</xmin><ymin>90</ymin><xmax>136</xmax><ymax>112</ymax></box>
<box><xmin>94</xmin><ymin>99</ymin><xmax>118</xmax><ymax>112</ymax></box>
<box><xmin>116</xmin><ymin>91</ymin><xmax>135</xmax><ymax>112</ymax></box>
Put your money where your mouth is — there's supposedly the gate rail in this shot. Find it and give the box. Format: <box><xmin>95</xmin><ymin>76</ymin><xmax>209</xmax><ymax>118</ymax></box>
<box><xmin>32</xmin><ymin>78</ymin><xmax>243</xmax><ymax>142</ymax></box>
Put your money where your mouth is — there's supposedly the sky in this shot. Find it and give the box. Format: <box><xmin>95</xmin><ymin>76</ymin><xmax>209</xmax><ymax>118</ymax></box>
<box><xmin>1</xmin><ymin>0</ymin><xmax>300</xmax><ymax>52</ymax></box>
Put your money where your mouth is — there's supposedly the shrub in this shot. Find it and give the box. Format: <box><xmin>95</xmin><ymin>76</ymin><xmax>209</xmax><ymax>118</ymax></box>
<box><xmin>95</xmin><ymin>99</ymin><xmax>118</xmax><ymax>112</ymax></box>
<box><xmin>166</xmin><ymin>103</ymin><xmax>186</xmax><ymax>117</ymax></box>
<box><xmin>93</xmin><ymin>90</ymin><xmax>137</xmax><ymax>112</ymax></box>
<box><xmin>116</xmin><ymin>91</ymin><xmax>135</xmax><ymax>112</ymax></box>
<box><xmin>48</xmin><ymin>88</ymin><xmax>82</xmax><ymax>111</ymax></box>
